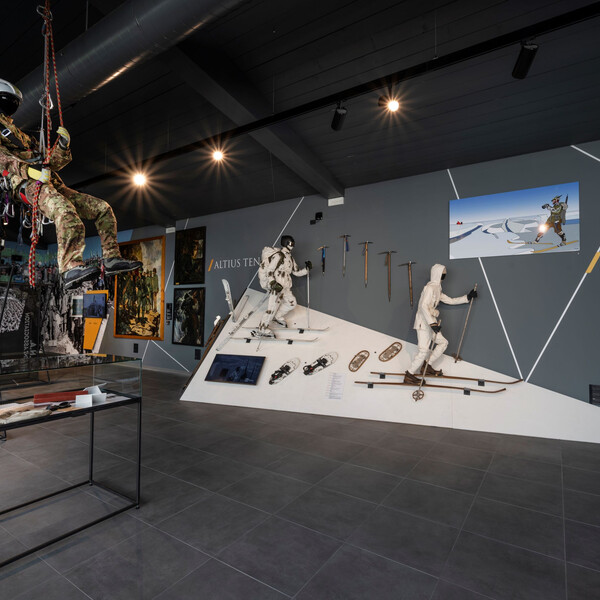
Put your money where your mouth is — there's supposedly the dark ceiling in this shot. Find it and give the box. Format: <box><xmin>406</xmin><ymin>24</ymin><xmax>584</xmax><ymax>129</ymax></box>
<box><xmin>3</xmin><ymin>0</ymin><xmax>600</xmax><ymax>241</ymax></box>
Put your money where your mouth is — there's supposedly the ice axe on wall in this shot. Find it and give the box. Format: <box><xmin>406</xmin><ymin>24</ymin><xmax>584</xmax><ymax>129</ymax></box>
<box><xmin>398</xmin><ymin>261</ymin><xmax>416</xmax><ymax>307</ymax></box>
<box><xmin>358</xmin><ymin>241</ymin><xmax>373</xmax><ymax>287</ymax></box>
<box><xmin>378</xmin><ymin>251</ymin><xmax>397</xmax><ymax>301</ymax></box>
<box><xmin>339</xmin><ymin>234</ymin><xmax>350</xmax><ymax>276</ymax></box>
<box><xmin>317</xmin><ymin>245</ymin><xmax>329</xmax><ymax>276</ymax></box>
<box><xmin>452</xmin><ymin>283</ymin><xmax>478</xmax><ymax>362</ymax></box>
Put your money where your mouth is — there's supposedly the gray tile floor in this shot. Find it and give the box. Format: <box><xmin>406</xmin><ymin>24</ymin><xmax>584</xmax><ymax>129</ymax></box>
<box><xmin>1</xmin><ymin>369</ymin><xmax>600</xmax><ymax>599</ymax></box>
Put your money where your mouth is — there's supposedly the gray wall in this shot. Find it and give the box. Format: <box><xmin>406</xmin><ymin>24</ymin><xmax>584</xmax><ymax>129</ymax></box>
<box><xmin>101</xmin><ymin>139</ymin><xmax>600</xmax><ymax>403</ymax></box>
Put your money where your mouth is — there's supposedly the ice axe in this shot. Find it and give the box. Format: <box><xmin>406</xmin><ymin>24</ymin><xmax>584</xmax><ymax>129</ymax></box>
<box><xmin>358</xmin><ymin>241</ymin><xmax>373</xmax><ymax>287</ymax></box>
<box><xmin>339</xmin><ymin>234</ymin><xmax>350</xmax><ymax>276</ymax></box>
<box><xmin>378</xmin><ymin>251</ymin><xmax>397</xmax><ymax>302</ymax></box>
<box><xmin>452</xmin><ymin>283</ymin><xmax>477</xmax><ymax>363</ymax></box>
<box><xmin>398</xmin><ymin>261</ymin><xmax>416</xmax><ymax>307</ymax></box>
<box><xmin>317</xmin><ymin>245</ymin><xmax>329</xmax><ymax>276</ymax></box>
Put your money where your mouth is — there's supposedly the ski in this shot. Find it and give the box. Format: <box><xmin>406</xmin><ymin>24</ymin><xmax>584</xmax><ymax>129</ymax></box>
<box><xmin>370</xmin><ymin>371</ymin><xmax>522</xmax><ymax>386</ymax></box>
<box><xmin>242</xmin><ymin>326</ymin><xmax>329</xmax><ymax>333</ymax></box>
<box><xmin>231</xmin><ymin>336</ymin><xmax>318</xmax><ymax>345</ymax></box>
<box><xmin>269</xmin><ymin>358</ymin><xmax>300</xmax><ymax>384</ymax></box>
<box><xmin>356</xmin><ymin>380</ymin><xmax>506</xmax><ymax>394</ymax></box>
<box><xmin>507</xmin><ymin>240</ymin><xmax>552</xmax><ymax>245</ymax></box>
<box><xmin>531</xmin><ymin>240</ymin><xmax>578</xmax><ymax>254</ymax></box>
<box><xmin>222</xmin><ymin>279</ymin><xmax>236</xmax><ymax>321</ymax></box>
<box><xmin>304</xmin><ymin>352</ymin><xmax>338</xmax><ymax>375</ymax></box>
<box><xmin>215</xmin><ymin>294</ymin><xmax>269</xmax><ymax>352</ymax></box>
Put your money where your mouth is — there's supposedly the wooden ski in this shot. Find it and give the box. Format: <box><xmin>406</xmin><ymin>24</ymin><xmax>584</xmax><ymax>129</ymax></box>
<box><xmin>356</xmin><ymin>380</ymin><xmax>507</xmax><ymax>394</ymax></box>
<box><xmin>370</xmin><ymin>371</ymin><xmax>522</xmax><ymax>385</ymax></box>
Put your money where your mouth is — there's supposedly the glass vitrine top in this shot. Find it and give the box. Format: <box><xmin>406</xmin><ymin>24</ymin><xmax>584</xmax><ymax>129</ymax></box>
<box><xmin>0</xmin><ymin>354</ymin><xmax>141</xmax><ymax>376</ymax></box>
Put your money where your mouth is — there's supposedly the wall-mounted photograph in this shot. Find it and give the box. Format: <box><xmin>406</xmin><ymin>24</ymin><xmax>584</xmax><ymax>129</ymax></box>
<box><xmin>174</xmin><ymin>226</ymin><xmax>206</xmax><ymax>285</ymax></box>
<box><xmin>205</xmin><ymin>353</ymin><xmax>265</xmax><ymax>385</ymax></box>
<box><xmin>114</xmin><ymin>236</ymin><xmax>165</xmax><ymax>340</ymax></box>
<box><xmin>172</xmin><ymin>287</ymin><xmax>205</xmax><ymax>346</ymax></box>
<box><xmin>83</xmin><ymin>291</ymin><xmax>108</xmax><ymax>319</ymax></box>
<box><xmin>449</xmin><ymin>182</ymin><xmax>580</xmax><ymax>259</ymax></box>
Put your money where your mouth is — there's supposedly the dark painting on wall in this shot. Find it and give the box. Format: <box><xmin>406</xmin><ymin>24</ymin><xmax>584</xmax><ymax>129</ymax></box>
<box><xmin>174</xmin><ymin>226</ymin><xmax>206</xmax><ymax>285</ymax></box>
<box><xmin>205</xmin><ymin>353</ymin><xmax>265</xmax><ymax>385</ymax></box>
<box><xmin>114</xmin><ymin>236</ymin><xmax>165</xmax><ymax>340</ymax></box>
<box><xmin>173</xmin><ymin>287</ymin><xmax>205</xmax><ymax>346</ymax></box>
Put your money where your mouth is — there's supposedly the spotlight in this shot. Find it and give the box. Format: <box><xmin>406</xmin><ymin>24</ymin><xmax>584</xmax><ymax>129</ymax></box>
<box><xmin>512</xmin><ymin>42</ymin><xmax>538</xmax><ymax>79</ymax></box>
<box><xmin>212</xmin><ymin>150</ymin><xmax>224</xmax><ymax>161</ymax></box>
<box><xmin>331</xmin><ymin>102</ymin><xmax>347</xmax><ymax>131</ymax></box>
<box><xmin>378</xmin><ymin>96</ymin><xmax>400</xmax><ymax>112</ymax></box>
<box><xmin>133</xmin><ymin>172</ymin><xmax>147</xmax><ymax>186</ymax></box>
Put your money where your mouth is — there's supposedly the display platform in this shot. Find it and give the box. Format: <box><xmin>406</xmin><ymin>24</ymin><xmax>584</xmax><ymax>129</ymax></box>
<box><xmin>182</xmin><ymin>290</ymin><xmax>600</xmax><ymax>443</ymax></box>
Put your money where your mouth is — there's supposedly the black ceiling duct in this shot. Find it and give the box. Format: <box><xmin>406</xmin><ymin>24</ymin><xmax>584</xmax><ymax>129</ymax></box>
<box><xmin>16</xmin><ymin>0</ymin><xmax>244</xmax><ymax>127</ymax></box>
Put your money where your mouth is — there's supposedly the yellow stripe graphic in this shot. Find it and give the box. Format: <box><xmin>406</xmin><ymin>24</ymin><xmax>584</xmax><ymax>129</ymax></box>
<box><xmin>208</xmin><ymin>258</ymin><xmax>214</xmax><ymax>272</ymax></box>
<box><xmin>586</xmin><ymin>251</ymin><xmax>600</xmax><ymax>274</ymax></box>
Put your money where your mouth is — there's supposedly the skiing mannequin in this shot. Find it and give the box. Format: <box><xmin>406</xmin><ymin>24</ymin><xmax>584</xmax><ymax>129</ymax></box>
<box><xmin>404</xmin><ymin>264</ymin><xmax>477</xmax><ymax>384</ymax></box>
<box><xmin>534</xmin><ymin>194</ymin><xmax>568</xmax><ymax>245</ymax></box>
<box><xmin>0</xmin><ymin>79</ymin><xmax>141</xmax><ymax>288</ymax></box>
<box><xmin>253</xmin><ymin>235</ymin><xmax>312</xmax><ymax>338</ymax></box>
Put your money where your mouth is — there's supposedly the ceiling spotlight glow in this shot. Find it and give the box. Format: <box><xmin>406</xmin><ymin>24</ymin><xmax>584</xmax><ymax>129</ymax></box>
<box><xmin>133</xmin><ymin>172</ymin><xmax>147</xmax><ymax>186</ymax></box>
<box><xmin>213</xmin><ymin>150</ymin><xmax>224</xmax><ymax>161</ymax></box>
<box><xmin>378</xmin><ymin>95</ymin><xmax>400</xmax><ymax>113</ymax></box>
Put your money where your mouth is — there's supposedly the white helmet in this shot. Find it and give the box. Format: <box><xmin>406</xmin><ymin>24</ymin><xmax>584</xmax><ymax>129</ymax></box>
<box><xmin>0</xmin><ymin>79</ymin><xmax>23</xmax><ymax>116</ymax></box>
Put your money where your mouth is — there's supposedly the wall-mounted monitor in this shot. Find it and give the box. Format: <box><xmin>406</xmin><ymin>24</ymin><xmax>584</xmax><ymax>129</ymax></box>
<box><xmin>205</xmin><ymin>353</ymin><xmax>265</xmax><ymax>386</ymax></box>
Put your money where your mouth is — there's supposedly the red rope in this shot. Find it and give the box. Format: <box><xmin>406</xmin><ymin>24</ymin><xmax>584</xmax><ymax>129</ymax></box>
<box><xmin>29</xmin><ymin>0</ymin><xmax>64</xmax><ymax>287</ymax></box>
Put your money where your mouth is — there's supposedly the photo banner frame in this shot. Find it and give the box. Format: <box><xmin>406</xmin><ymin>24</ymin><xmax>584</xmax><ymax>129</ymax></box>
<box><xmin>172</xmin><ymin>287</ymin><xmax>205</xmax><ymax>346</ymax></box>
<box><xmin>174</xmin><ymin>226</ymin><xmax>206</xmax><ymax>285</ymax></box>
<box><xmin>449</xmin><ymin>182</ymin><xmax>580</xmax><ymax>260</ymax></box>
<box><xmin>114</xmin><ymin>236</ymin><xmax>165</xmax><ymax>340</ymax></box>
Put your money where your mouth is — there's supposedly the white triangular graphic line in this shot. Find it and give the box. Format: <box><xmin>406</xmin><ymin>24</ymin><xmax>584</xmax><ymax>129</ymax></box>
<box><xmin>571</xmin><ymin>145</ymin><xmax>600</xmax><ymax>162</ymax></box>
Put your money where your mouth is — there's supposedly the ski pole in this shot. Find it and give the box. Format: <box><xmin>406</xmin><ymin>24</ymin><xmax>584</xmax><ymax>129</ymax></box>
<box><xmin>306</xmin><ymin>261</ymin><xmax>311</xmax><ymax>329</ymax></box>
<box><xmin>452</xmin><ymin>283</ymin><xmax>477</xmax><ymax>363</ymax></box>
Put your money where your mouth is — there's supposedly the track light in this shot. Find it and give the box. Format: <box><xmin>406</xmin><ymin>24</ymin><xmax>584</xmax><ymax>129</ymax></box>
<box><xmin>212</xmin><ymin>149</ymin><xmax>224</xmax><ymax>161</ymax></box>
<box><xmin>378</xmin><ymin>95</ymin><xmax>400</xmax><ymax>112</ymax></box>
<box><xmin>331</xmin><ymin>102</ymin><xmax>347</xmax><ymax>131</ymax></box>
<box><xmin>512</xmin><ymin>42</ymin><xmax>538</xmax><ymax>79</ymax></box>
<box><xmin>133</xmin><ymin>172</ymin><xmax>147</xmax><ymax>186</ymax></box>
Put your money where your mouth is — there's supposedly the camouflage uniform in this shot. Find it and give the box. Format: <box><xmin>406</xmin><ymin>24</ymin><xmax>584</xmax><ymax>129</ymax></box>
<box><xmin>0</xmin><ymin>113</ymin><xmax>121</xmax><ymax>273</ymax></box>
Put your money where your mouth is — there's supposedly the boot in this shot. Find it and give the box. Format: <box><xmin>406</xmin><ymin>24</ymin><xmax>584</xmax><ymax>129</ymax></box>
<box><xmin>250</xmin><ymin>327</ymin><xmax>275</xmax><ymax>339</ymax></box>
<box><xmin>404</xmin><ymin>370</ymin><xmax>424</xmax><ymax>385</ymax></box>
<box><xmin>104</xmin><ymin>257</ymin><xmax>143</xmax><ymax>275</ymax></box>
<box><xmin>62</xmin><ymin>265</ymin><xmax>100</xmax><ymax>289</ymax></box>
<box><xmin>419</xmin><ymin>364</ymin><xmax>443</xmax><ymax>376</ymax></box>
<box><xmin>272</xmin><ymin>317</ymin><xmax>288</xmax><ymax>328</ymax></box>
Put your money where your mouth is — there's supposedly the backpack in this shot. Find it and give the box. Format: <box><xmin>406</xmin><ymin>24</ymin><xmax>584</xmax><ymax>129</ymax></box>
<box><xmin>257</xmin><ymin>247</ymin><xmax>285</xmax><ymax>290</ymax></box>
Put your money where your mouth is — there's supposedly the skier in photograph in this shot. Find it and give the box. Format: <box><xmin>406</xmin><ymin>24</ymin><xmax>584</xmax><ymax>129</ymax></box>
<box><xmin>534</xmin><ymin>194</ymin><xmax>568</xmax><ymax>245</ymax></box>
<box><xmin>404</xmin><ymin>264</ymin><xmax>477</xmax><ymax>384</ymax></box>
<box><xmin>252</xmin><ymin>235</ymin><xmax>311</xmax><ymax>338</ymax></box>
<box><xmin>0</xmin><ymin>79</ymin><xmax>141</xmax><ymax>288</ymax></box>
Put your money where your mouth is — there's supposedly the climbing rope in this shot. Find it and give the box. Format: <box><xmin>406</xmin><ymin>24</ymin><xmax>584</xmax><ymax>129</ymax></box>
<box><xmin>28</xmin><ymin>0</ymin><xmax>64</xmax><ymax>287</ymax></box>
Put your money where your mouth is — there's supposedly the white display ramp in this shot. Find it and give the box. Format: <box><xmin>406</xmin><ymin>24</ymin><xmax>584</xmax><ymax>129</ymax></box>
<box><xmin>182</xmin><ymin>290</ymin><xmax>600</xmax><ymax>443</ymax></box>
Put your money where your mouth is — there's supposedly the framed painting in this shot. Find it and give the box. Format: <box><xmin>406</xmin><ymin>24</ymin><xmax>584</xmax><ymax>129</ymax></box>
<box><xmin>174</xmin><ymin>226</ymin><xmax>206</xmax><ymax>285</ymax></box>
<box><xmin>114</xmin><ymin>236</ymin><xmax>165</xmax><ymax>340</ymax></box>
<box><xmin>172</xmin><ymin>287</ymin><xmax>205</xmax><ymax>346</ymax></box>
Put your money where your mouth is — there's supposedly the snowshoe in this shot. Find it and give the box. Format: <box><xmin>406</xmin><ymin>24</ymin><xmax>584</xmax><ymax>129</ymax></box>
<box><xmin>303</xmin><ymin>352</ymin><xmax>338</xmax><ymax>376</ymax></box>
<box><xmin>348</xmin><ymin>350</ymin><xmax>369</xmax><ymax>372</ymax></box>
<box><xmin>269</xmin><ymin>358</ymin><xmax>300</xmax><ymax>384</ymax></box>
<box><xmin>378</xmin><ymin>341</ymin><xmax>402</xmax><ymax>362</ymax></box>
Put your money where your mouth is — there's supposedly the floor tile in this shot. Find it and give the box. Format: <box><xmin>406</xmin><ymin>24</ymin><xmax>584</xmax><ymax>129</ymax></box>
<box><xmin>349</xmin><ymin>505</ymin><xmax>459</xmax><ymax>576</ymax></box>
<box><xmin>154</xmin><ymin>558</ymin><xmax>287</xmax><ymax>599</ymax></box>
<box><xmin>203</xmin><ymin>437</ymin><xmax>291</xmax><ymax>468</ymax></box>
<box><xmin>463</xmin><ymin>497</ymin><xmax>564</xmax><ymax>559</ymax></box>
<box><xmin>277</xmin><ymin>486</ymin><xmax>376</xmax><ymax>540</ymax></box>
<box><xmin>157</xmin><ymin>494</ymin><xmax>268</xmax><ymax>554</ymax></box>
<box><xmin>477</xmin><ymin>472</ymin><xmax>563</xmax><ymax>516</ymax></box>
<box><xmin>563</xmin><ymin>465</ymin><xmax>600</xmax><ymax>496</ymax></box>
<box><xmin>374</xmin><ymin>433</ymin><xmax>435</xmax><ymax>457</ymax></box>
<box><xmin>442</xmin><ymin>531</ymin><xmax>565</xmax><ymax>600</ymax></box>
<box><xmin>65</xmin><ymin>527</ymin><xmax>209</xmax><ymax>600</ymax></box>
<box><xmin>488</xmin><ymin>454</ymin><xmax>562</xmax><ymax>487</ymax></box>
<box><xmin>173</xmin><ymin>455</ymin><xmax>257</xmax><ymax>491</ymax></box>
<box><xmin>566</xmin><ymin>519</ymin><xmax>600</xmax><ymax>571</ymax></box>
<box><xmin>408</xmin><ymin>459</ymin><xmax>485</xmax><ymax>494</ymax></box>
<box><xmin>426</xmin><ymin>442</ymin><xmax>493</xmax><ymax>470</ymax></box>
<box><xmin>14</xmin><ymin>574</ymin><xmax>92</xmax><ymax>599</ymax></box>
<box><xmin>219</xmin><ymin>470</ymin><xmax>310</xmax><ymax>512</ymax></box>
<box><xmin>432</xmin><ymin>580</ymin><xmax>492</xmax><ymax>599</ymax></box>
<box><xmin>219</xmin><ymin>516</ymin><xmax>341</xmax><ymax>596</ymax></box>
<box><xmin>495</xmin><ymin>435</ymin><xmax>562</xmax><ymax>464</ymax></box>
<box><xmin>263</xmin><ymin>449</ymin><xmax>341</xmax><ymax>483</ymax></box>
<box><xmin>564</xmin><ymin>488</ymin><xmax>600</xmax><ymax>527</ymax></box>
<box><xmin>317</xmin><ymin>463</ymin><xmax>400</xmax><ymax>503</ymax></box>
<box><xmin>562</xmin><ymin>443</ymin><xmax>600</xmax><ymax>472</ymax></box>
<box><xmin>566</xmin><ymin>562</ymin><xmax>600</xmax><ymax>600</ymax></box>
<box><xmin>296</xmin><ymin>544</ymin><xmax>437</xmax><ymax>600</ymax></box>
<box><xmin>383</xmin><ymin>479</ymin><xmax>474</xmax><ymax>528</ymax></box>
<box><xmin>348</xmin><ymin>445</ymin><xmax>419</xmax><ymax>476</ymax></box>
<box><xmin>438</xmin><ymin>429</ymin><xmax>501</xmax><ymax>452</ymax></box>
<box><xmin>0</xmin><ymin>555</ymin><xmax>67</xmax><ymax>599</ymax></box>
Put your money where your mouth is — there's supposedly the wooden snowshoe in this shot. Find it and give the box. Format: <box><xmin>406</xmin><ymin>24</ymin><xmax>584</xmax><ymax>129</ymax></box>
<box><xmin>349</xmin><ymin>350</ymin><xmax>369</xmax><ymax>372</ymax></box>
<box><xmin>269</xmin><ymin>358</ymin><xmax>300</xmax><ymax>384</ymax></box>
<box><xmin>378</xmin><ymin>341</ymin><xmax>402</xmax><ymax>362</ymax></box>
<box><xmin>303</xmin><ymin>352</ymin><xmax>338</xmax><ymax>375</ymax></box>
